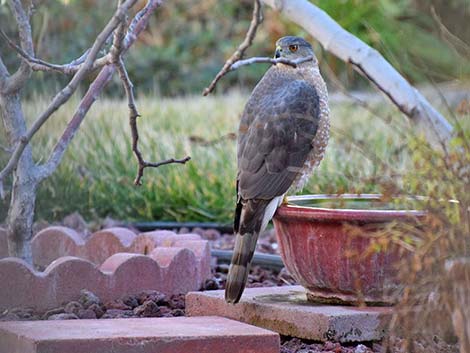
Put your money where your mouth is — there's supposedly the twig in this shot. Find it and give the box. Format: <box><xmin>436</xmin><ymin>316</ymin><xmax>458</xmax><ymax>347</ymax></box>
<box><xmin>231</xmin><ymin>55</ymin><xmax>313</xmax><ymax>70</ymax></box>
<box><xmin>108</xmin><ymin>0</ymin><xmax>190</xmax><ymax>185</ymax></box>
<box><xmin>203</xmin><ymin>0</ymin><xmax>262</xmax><ymax>96</ymax></box>
<box><xmin>0</xmin><ymin>29</ymin><xmax>110</xmax><ymax>75</ymax></box>
<box><xmin>114</xmin><ymin>36</ymin><xmax>190</xmax><ymax>184</ymax></box>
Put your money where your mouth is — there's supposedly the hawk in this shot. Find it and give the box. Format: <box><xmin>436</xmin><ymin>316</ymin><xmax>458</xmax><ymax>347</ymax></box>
<box><xmin>225</xmin><ymin>36</ymin><xmax>330</xmax><ymax>304</ymax></box>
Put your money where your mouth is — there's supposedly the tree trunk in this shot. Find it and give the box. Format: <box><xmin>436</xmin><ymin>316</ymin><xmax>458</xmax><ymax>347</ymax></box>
<box><xmin>0</xmin><ymin>92</ymin><xmax>37</xmax><ymax>262</ymax></box>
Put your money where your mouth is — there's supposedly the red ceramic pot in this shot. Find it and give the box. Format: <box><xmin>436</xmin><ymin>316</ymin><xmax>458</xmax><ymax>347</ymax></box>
<box><xmin>273</xmin><ymin>194</ymin><xmax>425</xmax><ymax>305</ymax></box>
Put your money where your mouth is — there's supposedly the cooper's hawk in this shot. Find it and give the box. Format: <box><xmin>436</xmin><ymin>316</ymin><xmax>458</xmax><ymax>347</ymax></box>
<box><xmin>225</xmin><ymin>36</ymin><xmax>330</xmax><ymax>304</ymax></box>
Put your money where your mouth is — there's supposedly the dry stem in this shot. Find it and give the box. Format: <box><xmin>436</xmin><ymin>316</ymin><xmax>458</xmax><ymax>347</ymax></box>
<box><xmin>203</xmin><ymin>0</ymin><xmax>262</xmax><ymax>96</ymax></box>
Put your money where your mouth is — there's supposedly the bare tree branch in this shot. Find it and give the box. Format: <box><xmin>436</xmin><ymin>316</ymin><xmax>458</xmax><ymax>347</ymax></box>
<box><xmin>117</xmin><ymin>58</ymin><xmax>191</xmax><ymax>185</ymax></box>
<box><xmin>204</xmin><ymin>55</ymin><xmax>314</xmax><ymax>95</ymax></box>
<box><xmin>261</xmin><ymin>0</ymin><xmax>453</xmax><ymax>146</ymax></box>
<box><xmin>0</xmin><ymin>0</ymin><xmax>139</xmax><ymax>196</ymax></box>
<box><xmin>110</xmin><ymin>0</ymin><xmax>190</xmax><ymax>185</ymax></box>
<box><xmin>203</xmin><ymin>0</ymin><xmax>263</xmax><ymax>96</ymax></box>
<box><xmin>36</xmin><ymin>0</ymin><xmax>165</xmax><ymax>182</ymax></box>
<box><xmin>0</xmin><ymin>29</ymin><xmax>111</xmax><ymax>75</ymax></box>
<box><xmin>3</xmin><ymin>0</ymin><xmax>34</xmax><ymax>93</ymax></box>
<box><xmin>230</xmin><ymin>55</ymin><xmax>313</xmax><ymax>70</ymax></box>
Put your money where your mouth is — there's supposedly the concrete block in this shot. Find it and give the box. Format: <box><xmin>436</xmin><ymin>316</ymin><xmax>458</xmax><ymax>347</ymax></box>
<box><xmin>186</xmin><ymin>285</ymin><xmax>392</xmax><ymax>343</ymax></box>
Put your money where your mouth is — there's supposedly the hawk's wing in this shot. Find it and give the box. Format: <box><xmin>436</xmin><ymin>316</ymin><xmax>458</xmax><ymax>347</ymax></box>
<box><xmin>237</xmin><ymin>79</ymin><xmax>321</xmax><ymax>201</ymax></box>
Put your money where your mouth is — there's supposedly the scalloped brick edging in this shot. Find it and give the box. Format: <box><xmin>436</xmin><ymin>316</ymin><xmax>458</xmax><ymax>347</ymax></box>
<box><xmin>0</xmin><ymin>244</ymin><xmax>202</xmax><ymax>311</ymax></box>
<box><xmin>30</xmin><ymin>227</ymin><xmax>211</xmax><ymax>288</ymax></box>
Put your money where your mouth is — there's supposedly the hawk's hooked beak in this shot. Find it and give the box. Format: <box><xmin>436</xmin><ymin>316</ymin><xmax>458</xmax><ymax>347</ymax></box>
<box><xmin>274</xmin><ymin>46</ymin><xmax>281</xmax><ymax>58</ymax></box>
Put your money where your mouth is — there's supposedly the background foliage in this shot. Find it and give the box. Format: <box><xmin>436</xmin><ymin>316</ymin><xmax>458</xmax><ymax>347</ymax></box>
<box><xmin>0</xmin><ymin>0</ymin><xmax>469</xmax><ymax>96</ymax></box>
<box><xmin>0</xmin><ymin>0</ymin><xmax>469</xmax><ymax>223</ymax></box>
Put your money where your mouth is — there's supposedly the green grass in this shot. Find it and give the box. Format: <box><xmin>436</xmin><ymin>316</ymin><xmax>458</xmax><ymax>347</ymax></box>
<box><xmin>1</xmin><ymin>91</ymin><xmax>434</xmax><ymax>223</ymax></box>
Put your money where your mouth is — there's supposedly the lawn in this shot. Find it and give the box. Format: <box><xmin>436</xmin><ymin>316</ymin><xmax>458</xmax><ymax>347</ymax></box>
<box><xmin>0</xmin><ymin>90</ymin><xmax>435</xmax><ymax>223</ymax></box>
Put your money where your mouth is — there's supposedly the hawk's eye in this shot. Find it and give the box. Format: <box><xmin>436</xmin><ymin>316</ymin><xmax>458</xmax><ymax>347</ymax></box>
<box><xmin>289</xmin><ymin>45</ymin><xmax>298</xmax><ymax>52</ymax></box>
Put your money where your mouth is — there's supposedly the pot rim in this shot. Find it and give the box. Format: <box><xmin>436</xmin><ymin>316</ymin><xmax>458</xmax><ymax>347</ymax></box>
<box><xmin>275</xmin><ymin>194</ymin><xmax>426</xmax><ymax>223</ymax></box>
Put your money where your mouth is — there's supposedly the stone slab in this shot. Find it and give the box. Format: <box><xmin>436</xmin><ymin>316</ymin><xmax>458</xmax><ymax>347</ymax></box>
<box><xmin>186</xmin><ymin>285</ymin><xmax>392</xmax><ymax>343</ymax></box>
<box><xmin>0</xmin><ymin>316</ymin><xmax>279</xmax><ymax>353</ymax></box>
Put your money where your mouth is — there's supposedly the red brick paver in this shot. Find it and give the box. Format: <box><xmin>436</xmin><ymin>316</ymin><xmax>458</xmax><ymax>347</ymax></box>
<box><xmin>0</xmin><ymin>316</ymin><xmax>280</xmax><ymax>353</ymax></box>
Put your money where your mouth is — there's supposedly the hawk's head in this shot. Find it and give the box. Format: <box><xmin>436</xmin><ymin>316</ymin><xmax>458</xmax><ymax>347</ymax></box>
<box><xmin>274</xmin><ymin>36</ymin><xmax>315</xmax><ymax>62</ymax></box>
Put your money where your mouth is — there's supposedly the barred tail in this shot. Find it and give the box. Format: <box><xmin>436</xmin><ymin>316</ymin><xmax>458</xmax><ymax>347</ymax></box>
<box><xmin>225</xmin><ymin>197</ymin><xmax>282</xmax><ymax>304</ymax></box>
<box><xmin>225</xmin><ymin>231</ymin><xmax>259</xmax><ymax>304</ymax></box>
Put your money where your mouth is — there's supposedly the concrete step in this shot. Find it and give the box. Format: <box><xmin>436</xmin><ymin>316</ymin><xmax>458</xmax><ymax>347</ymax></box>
<box><xmin>186</xmin><ymin>285</ymin><xmax>393</xmax><ymax>343</ymax></box>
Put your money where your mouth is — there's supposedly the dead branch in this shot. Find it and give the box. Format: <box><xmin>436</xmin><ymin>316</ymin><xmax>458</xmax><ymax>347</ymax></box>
<box><xmin>36</xmin><ymin>0</ymin><xmax>164</xmax><ymax>183</ymax></box>
<box><xmin>230</xmin><ymin>55</ymin><xmax>313</xmax><ymax>70</ymax></box>
<box><xmin>118</xmin><ymin>59</ymin><xmax>191</xmax><ymax>185</ymax></box>
<box><xmin>204</xmin><ymin>55</ymin><xmax>314</xmax><ymax>95</ymax></box>
<box><xmin>0</xmin><ymin>29</ymin><xmax>110</xmax><ymax>75</ymax></box>
<box><xmin>110</xmin><ymin>1</ymin><xmax>190</xmax><ymax>185</ymax></box>
<box><xmin>119</xmin><ymin>58</ymin><xmax>190</xmax><ymax>186</ymax></box>
<box><xmin>203</xmin><ymin>0</ymin><xmax>262</xmax><ymax>96</ymax></box>
<box><xmin>0</xmin><ymin>0</ymin><xmax>139</xmax><ymax>197</ymax></box>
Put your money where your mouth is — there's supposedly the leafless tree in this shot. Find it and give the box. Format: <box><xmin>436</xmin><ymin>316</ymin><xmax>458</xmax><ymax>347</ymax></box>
<box><xmin>0</xmin><ymin>0</ymin><xmax>189</xmax><ymax>261</ymax></box>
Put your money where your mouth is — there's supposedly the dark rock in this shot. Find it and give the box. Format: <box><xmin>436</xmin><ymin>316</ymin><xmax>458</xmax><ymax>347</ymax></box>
<box><xmin>41</xmin><ymin>307</ymin><xmax>65</xmax><ymax>320</ymax></box>
<box><xmin>216</xmin><ymin>264</ymin><xmax>229</xmax><ymax>274</ymax></box>
<box><xmin>133</xmin><ymin>300</ymin><xmax>162</xmax><ymax>317</ymax></box>
<box><xmin>48</xmin><ymin>313</ymin><xmax>79</xmax><ymax>320</ymax></box>
<box><xmin>136</xmin><ymin>290</ymin><xmax>167</xmax><ymax>305</ymax></box>
<box><xmin>105</xmin><ymin>299</ymin><xmax>132</xmax><ymax>311</ymax></box>
<box><xmin>64</xmin><ymin>301</ymin><xmax>83</xmax><ymax>316</ymax></box>
<box><xmin>79</xmin><ymin>289</ymin><xmax>102</xmax><ymax>309</ymax></box>
<box><xmin>171</xmin><ymin>308</ymin><xmax>185</xmax><ymax>317</ymax></box>
<box><xmin>0</xmin><ymin>313</ymin><xmax>20</xmax><ymax>321</ymax></box>
<box><xmin>101</xmin><ymin>309</ymin><xmax>134</xmax><ymax>319</ymax></box>
<box><xmin>169</xmin><ymin>294</ymin><xmax>185</xmax><ymax>309</ymax></box>
<box><xmin>121</xmin><ymin>294</ymin><xmax>139</xmax><ymax>309</ymax></box>
<box><xmin>88</xmin><ymin>303</ymin><xmax>105</xmax><ymax>318</ymax></box>
<box><xmin>78</xmin><ymin>308</ymin><xmax>97</xmax><ymax>319</ymax></box>
<box><xmin>10</xmin><ymin>307</ymin><xmax>34</xmax><ymax>320</ymax></box>
<box><xmin>203</xmin><ymin>278</ymin><xmax>220</xmax><ymax>290</ymax></box>
<box><xmin>158</xmin><ymin>306</ymin><xmax>172</xmax><ymax>317</ymax></box>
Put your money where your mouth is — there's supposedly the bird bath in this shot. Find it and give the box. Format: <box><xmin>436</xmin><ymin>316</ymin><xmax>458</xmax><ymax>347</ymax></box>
<box><xmin>273</xmin><ymin>194</ymin><xmax>425</xmax><ymax>305</ymax></box>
